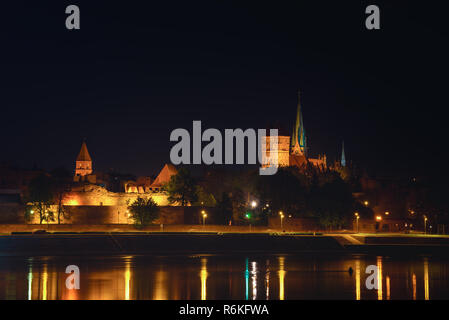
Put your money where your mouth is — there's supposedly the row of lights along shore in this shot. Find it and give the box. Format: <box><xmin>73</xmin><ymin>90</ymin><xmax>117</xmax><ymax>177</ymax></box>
<box><xmin>355</xmin><ymin>200</ymin><xmax>430</xmax><ymax>234</ymax></box>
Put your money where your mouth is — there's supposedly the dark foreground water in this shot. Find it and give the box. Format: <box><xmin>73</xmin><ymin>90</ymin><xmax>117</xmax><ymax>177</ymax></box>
<box><xmin>0</xmin><ymin>253</ymin><xmax>447</xmax><ymax>300</ymax></box>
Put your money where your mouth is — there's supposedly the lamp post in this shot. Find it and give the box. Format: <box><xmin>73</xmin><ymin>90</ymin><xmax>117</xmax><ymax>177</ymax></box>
<box><xmin>279</xmin><ymin>211</ymin><xmax>285</xmax><ymax>230</ymax></box>
<box><xmin>251</xmin><ymin>201</ymin><xmax>257</xmax><ymax>209</ymax></box>
<box><xmin>243</xmin><ymin>213</ymin><xmax>251</xmax><ymax>232</ymax></box>
<box><xmin>202</xmin><ymin>210</ymin><xmax>207</xmax><ymax>228</ymax></box>
<box><xmin>375</xmin><ymin>215</ymin><xmax>382</xmax><ymax>232</ymax></box>
<box><xmin>354</xmin><ymin>212</ymin><xmax>359</xmax><ymax>233</ymax></box>
<box><xmin>424</xmin><ymin>215</ymin><xmax>428</xmax><ymax>235</ymax></box>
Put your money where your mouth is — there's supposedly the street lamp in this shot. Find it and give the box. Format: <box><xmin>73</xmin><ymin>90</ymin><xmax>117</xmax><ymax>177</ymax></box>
<box><xmin>376</xmin><ymin>216</ymin><xmax>382</xmax><ymax>222</ymax></box>
<box><xmin>354</xmin><ymin>212</ymin><xmax>360</xmax><ymax>233</ymax></box>
<box><xmin>385</xmin><ymin>211</ymin><xmax>390</xmax><ymax>216</ymax></box>
<box><xmin>364</xmin><ymin>201</ymin><xmax>369</xmax><ymax>207</ymax></box>
<box><xmin>251</xmin><ymin>201</ymin><xmax>257</xmax><ymax>208</ymax></box>
<box><xmin>424</xmin><ymin>215</ymin><xmax>428</xmax><ymax>234</ymax></box>
<box><xmin>279</xmin><ymin>211</ymin><xmax>285</xmax><ymax>230</ymax></box>
<box><xmin>202</xmin><ymin>210</ymin><xmax>207</xmax><ymax>227</ymax></box>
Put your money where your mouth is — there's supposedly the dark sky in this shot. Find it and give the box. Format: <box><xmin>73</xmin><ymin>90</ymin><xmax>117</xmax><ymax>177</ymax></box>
<box><xmin>1</xmin><ymin>1</ymin><xmax>448</xmax><ymax>177</ymax></box>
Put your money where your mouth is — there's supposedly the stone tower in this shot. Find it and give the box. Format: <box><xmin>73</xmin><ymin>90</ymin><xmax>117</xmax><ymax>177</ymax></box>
<box><xmin>261</xmin><ymin>135</ymin><xmax>291</xmax><ymax>168</ymax></box>
<box><xmin>75</xmin><ymin>141</ymin><xmax>92</xmax><ymax>177</ymax></box>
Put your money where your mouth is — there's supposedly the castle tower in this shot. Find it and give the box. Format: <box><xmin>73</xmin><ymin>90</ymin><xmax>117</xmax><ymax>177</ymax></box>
<box><xmin>291</xmin><ymin>91</ymin><xmax>307</xmax><ymax>156</ymax></box>
<box><xmin>75</xmin><ymin>141</ymin><xmax>92</xmax><ymax>177</ymax></box>
<box><xmin>261</xmin><ymin>135</ymin><xmax>291</xmax><ymax>168</ymax></box>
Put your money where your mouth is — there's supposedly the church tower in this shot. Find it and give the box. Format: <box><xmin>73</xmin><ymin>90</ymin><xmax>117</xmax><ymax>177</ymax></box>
<box><xmin>291</xmin><ymin>91</ymin><xmax>307</xmax><ymax>156</ymax></box>
<box><xmin>341</xmin><ymin>141</ymin><xmax>346</xmax><ymax>167</ymax></box>
<box><xmin>75</xmin><ymin>141</ymin><xmax>92</xmax><ymax>177</ymax></box>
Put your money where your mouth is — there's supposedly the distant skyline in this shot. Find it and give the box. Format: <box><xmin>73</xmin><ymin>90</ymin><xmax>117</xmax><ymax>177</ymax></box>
<box><xmin>1</xmin><ymin>1</ymin><xmax>448</xmax><ymax>177</ymax></box>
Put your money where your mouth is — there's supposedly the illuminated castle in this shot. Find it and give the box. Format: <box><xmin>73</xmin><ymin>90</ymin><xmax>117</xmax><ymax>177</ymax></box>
<box><xmin>262</xmin><ymin>91</ymin><xmax>327</xmax><ymax>169</ymax></box>
<box><xmin>65</xmin><ymin>141</ymin><xmax>177</xmax><ymax>207</ymax></box>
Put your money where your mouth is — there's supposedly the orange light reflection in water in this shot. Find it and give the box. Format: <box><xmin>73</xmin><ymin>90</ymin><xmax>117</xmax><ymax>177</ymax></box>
<box><xmin>355</xmin><ymin>259</ymin><xmax>361</xmax><ymax>300</ymax></box>
<box><xmin>200</xmin><ymin>258</ymin><xmax>208</xmax><ymax>300</ymax></box>
<box><xmin>377</xmin><ymin>257</ymin><xmax>383</xmax><ymax>300</ymax></box>
<box><xmin>424</xmin><ymin>258</ymin><xmax>429</xmax><ymax>300</ymax></box>
<box><xmin>412</xmin><ymin>273</ymin><xmax>417</xmax><ymax>300</ymax></box>
<box><xmin>278</xmin><ymin>257</ymin><xmax>285</xmax><ymax>300</ymax></box>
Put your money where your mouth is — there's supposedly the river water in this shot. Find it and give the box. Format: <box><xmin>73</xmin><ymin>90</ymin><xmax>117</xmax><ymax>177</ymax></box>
<box><xmin>0</xmin><ymin>253</ymin><xmax>447</xmax><ymax>300</ymax></box>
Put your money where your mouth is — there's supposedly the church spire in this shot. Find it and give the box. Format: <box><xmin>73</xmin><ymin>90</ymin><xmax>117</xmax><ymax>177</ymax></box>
<box><xmin>75</xmin><ymin>140</ymin><xmax>93</xmax><ymax>177</ymax></box>
<box><xmin>341</xmin><ymin>140</ymin><xmax>346</xmax><ymax>167</ymax></box>
<box><xmin>291</xmin><ymin>90</ymin><xmax>307</xmax><ymax>155</ymax></box>
<box><xmin>77</xmin><ymin>140</ymin><xmax>92</xmax><ymax>161</ymax></box>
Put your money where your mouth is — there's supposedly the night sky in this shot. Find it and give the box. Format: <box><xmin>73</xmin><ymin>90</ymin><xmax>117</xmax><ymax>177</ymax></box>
<box><xmin>1</xmin><ymin>1</ymin><xmax>448</xmax><ymax>178</ymax></box>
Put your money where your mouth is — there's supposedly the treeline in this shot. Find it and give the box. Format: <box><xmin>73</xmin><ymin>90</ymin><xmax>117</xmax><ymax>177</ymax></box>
<box><xmin>165</xmin><ymin>165</ymin><xmax>360</xmax><ymax>230</ymax></box>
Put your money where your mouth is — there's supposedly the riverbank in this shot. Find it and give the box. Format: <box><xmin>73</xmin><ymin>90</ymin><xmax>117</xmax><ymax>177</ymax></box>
<box><xmin>1</xmin><ymin>232</ymin><xmax>449</xmax><ymax>256</ymax></box>
<box><xmin>0</xmin><ymin>233</ymin><xmax>342</xmax><ymax>256</ymax></box>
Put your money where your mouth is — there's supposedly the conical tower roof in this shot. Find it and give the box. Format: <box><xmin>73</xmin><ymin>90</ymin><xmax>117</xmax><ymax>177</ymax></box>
<box><xmin>291</xmin><ymin>91</ymin><xmax>307</xmax><ymax>155</ymax></box>
<box><xmin>341</xmin><ymin>141</ymin><xmax>346</xmax><ymax>167</ymax></box>
<box><xmin>76</xmin><ymin>141</ymin><xmax>92</xmax><ymax>161</ymax></box>
<box><xmin>151</xmin><ymin>164</ymin><xmax>178</xmax><ymax>188</ymax></box>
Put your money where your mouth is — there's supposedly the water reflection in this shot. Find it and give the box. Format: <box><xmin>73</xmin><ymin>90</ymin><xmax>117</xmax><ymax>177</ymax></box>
<box><xmin>200</xmin><ymin>258</ymin><xmax>207</xmax><ymax>300</ymax></box>
<box><xmin>251</xmin><ymin>261</ymin><xmax>257</xmax><ymax>300</ymax></box>
<box><xmin>412</xmin><ymin>273</ymin><xmax>417</xmax><ymax>300</ymax></box>
<box><xmin>125</xmin><ymin>259</ymin><xmax>131</xmax><ymax>300</ymax></box>
<box><xmin>278</xmin><ymin>256</ymin><xmax>285</xmax><ymax>300</ymax></box>
<box><xmin>265</xmin><ymin>260</ymin><xmax>270</xmax><ymax>300</ymax></box>
<box><xmin>377</xmin><ymin>256</ymin><xmax>383</xmax><ymax>300</ymax></box>
<box><xmin>245</xmin><ymin>258</ymin><xmax>249</xmax><ymax>300</ymax></box>
<box><xmin>424</xmin><ymin>258</ymin><xmax>429</xmax><ymax>300</ymax></box>
<box><xmin>27</xmin><ymin>264</ymin><xmax>32</xmax><ymax>301</ymax></box>
<box><xmin>0</xmin><ymin>254</ymin><xmax>446</xmax><ymax>300</ymax></box>
<box><xmin>355</xmin><ymin>259</ymin><xmax>361</xmax><ymax>300</ymax></box>
<box><xmin>153</xmin><ymin>267</ymin><xmax>168</xmax><ymax>300</ymax></box>
<box><xmin>386</xmin><ymin>276</ymin><xmax>390</xmax><ymax>300</ymax></box>
<box><xmin>42</xmin><ymin>263</ymin><xmax>48</xmax><ymax>300</ymax></box>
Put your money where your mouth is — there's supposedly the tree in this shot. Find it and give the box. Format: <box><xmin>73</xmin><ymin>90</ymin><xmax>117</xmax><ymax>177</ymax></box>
<box><xmin>165</xmin><ymin>168</ymin><xmax>198</xmax><ymax>206</ymax></box>
<box><xmin>50</xmin><ymin>167</ymin><xmax>72</xmax><ymax>224</ymax></box>
<box><xmin>308</xmin><ymin>173</ymin><xmax>354</xmax><ymax>230</ymax></box>
<box><xmin>216</xmin><ymin>192</ymin><xmax>233</xmax><ymax>225</ymax></box>
<box><xmin>26</xmin><ymin>174</ymin><xmax>55</xmax><ymax>224</ymax></box>
<box><xmin>194</xmin><ymin>185</ymin><xmax>216</xmax><ymax>207</ymax></box>
<box><xmin>256</xmin><ymin>167</ymin><xmax>307</xmax><ymax>217</ymax></box>
<box><xmin>128</xmin><ymin>197</ymin><xmax>160</xmax><ymax>227</ymax></box>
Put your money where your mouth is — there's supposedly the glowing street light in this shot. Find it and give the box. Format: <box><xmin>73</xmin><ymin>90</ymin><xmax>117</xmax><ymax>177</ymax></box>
<box><xmin>251</xmin><ymin>201</ymin><xmax>257</xmax><ymax>208</ymax></box>
<box><xmin>424</xmin><ymin>215</ymin><xmax>428</xmax><ymax>234</ymax></box>
<box><xmin>354</xmin><ymin>212</ymin><xmax>360</xmax><ymax>233</ymax></box>
<box><xmin>279</xmin><ymin>211</ymin><xmax>285</xmax><ymax>230</ymax></box>
<box><xmin>385</xmin><ymin>211</ymin><xmax>390</xmax><ymax>216</ymax></box>
<box><xmin>364</xmin><ymin>201</ymin><xmax>369</xmax><ymax>207</ymax></box>
<box><xmin>202</xmin><ymin>210</ymin><xmax>207</xmax><ymax>227</ymax></box>
<box><xmin>376</xmin><ymin>216</ymin><xmax>382</xmax><ymax>222</ymax></box>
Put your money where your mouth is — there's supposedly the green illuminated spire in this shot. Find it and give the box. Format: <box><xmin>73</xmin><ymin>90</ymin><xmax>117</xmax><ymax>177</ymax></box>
<box><xmin>291</xmin><ymin>91</ymin><xmax>307</xmax><ymax>155</ymax></box>
<box><xmin>341</xmin><ymin>141</ymin><xmax>346</xmax><ymax>167</ymax></box>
